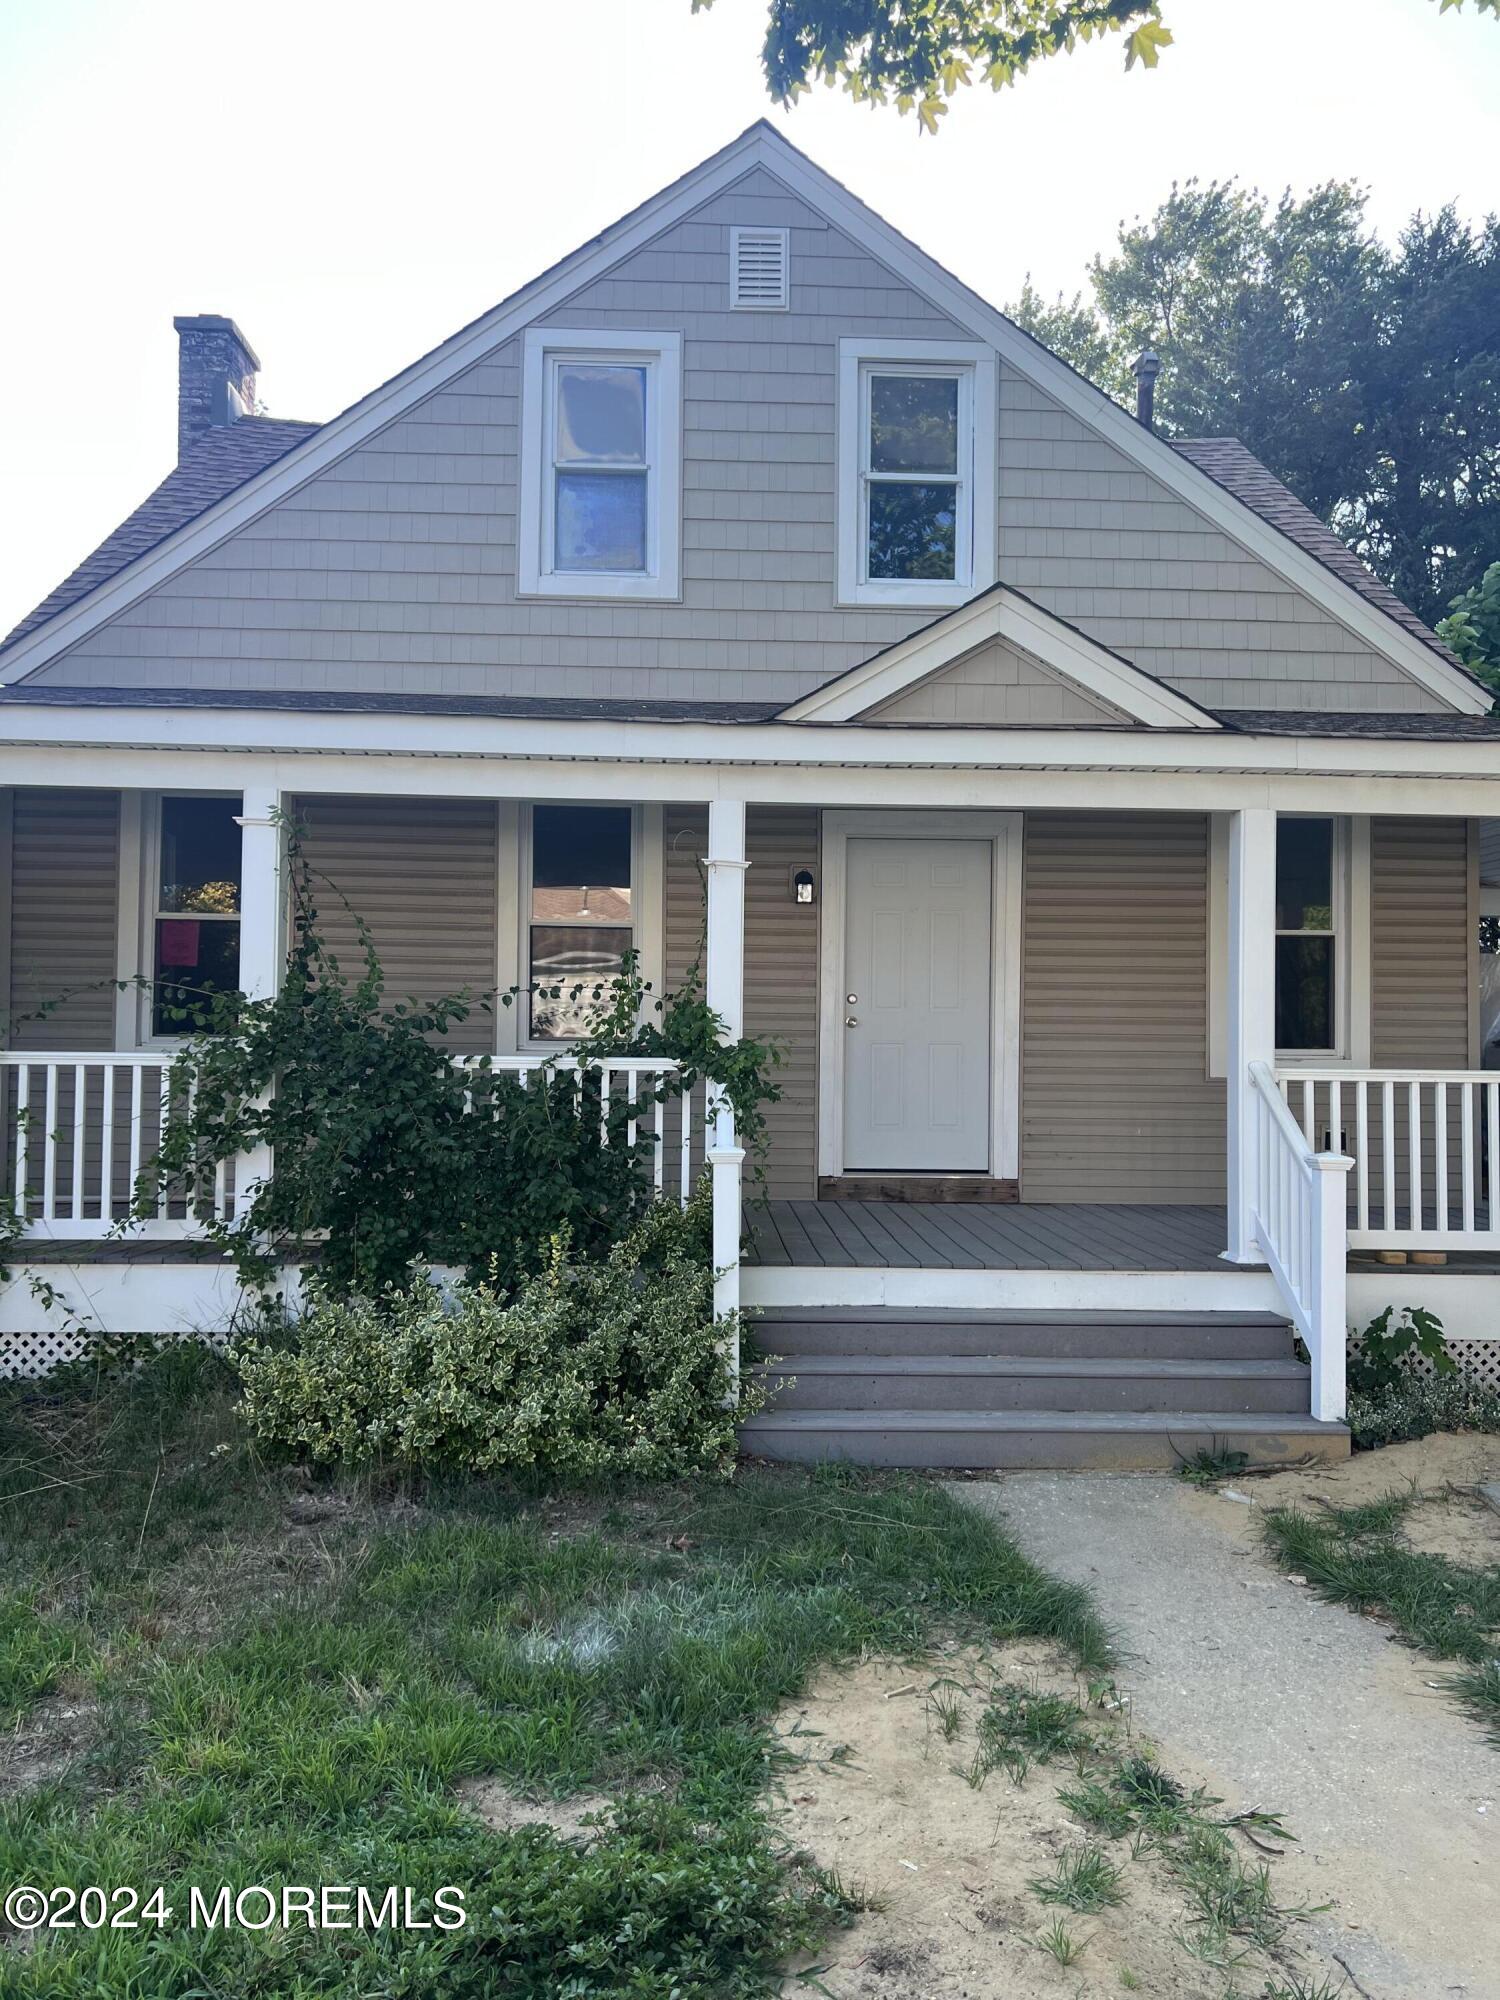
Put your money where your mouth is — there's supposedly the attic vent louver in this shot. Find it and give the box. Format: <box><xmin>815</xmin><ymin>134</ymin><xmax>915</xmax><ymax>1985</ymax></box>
<box><xmin>730</xmin><ymin>227</ymin><xmax>789</xmax><ymax>310</ymax></box>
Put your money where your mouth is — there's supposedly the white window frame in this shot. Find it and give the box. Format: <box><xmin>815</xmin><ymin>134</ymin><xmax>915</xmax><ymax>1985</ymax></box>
<box><xmin>516</xmin><ymin>801</ymin><xmax>663</xmax><ymax>1051</ymax></box>
<box><xmin>518</xmin><ymin>327</ymin><xmax>682</xmax><ymax>602</ymax></box>
<box><xmin>836</xmin><ymin>337</ymin><xmax>996</xmax><ymax>610</ymax></box>
<box><xmin>127</xmin><ymin>791</ymin><xmax>245</xmax><ymax>1048</ymax></box>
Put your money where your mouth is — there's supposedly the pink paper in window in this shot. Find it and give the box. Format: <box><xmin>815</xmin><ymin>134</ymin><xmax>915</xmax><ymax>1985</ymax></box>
<box><xmin>158</xmin><ymin>919</ymin><xmax>201</xmax><ymax>967</ymax></box>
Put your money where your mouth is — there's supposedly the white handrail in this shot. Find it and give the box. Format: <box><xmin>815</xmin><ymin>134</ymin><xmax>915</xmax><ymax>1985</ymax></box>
<box><xmin>1249</xmin><ymin>1060</ymin><xmax>1351</xmax><ymax>1422</ymax></box>
<box><xmin>1276</xmin><ymin>1066</ymin><xmax>1500</xmax><ymax>1250</ymax></box>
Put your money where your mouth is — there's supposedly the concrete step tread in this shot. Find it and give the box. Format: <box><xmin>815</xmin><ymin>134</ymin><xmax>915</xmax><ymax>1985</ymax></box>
<box><xmin>740</xmin><ymin>1408</ymin><xmax>1346</xmax><ymax>1437</ymax></box>
<box><xmin>750</xmin><ymin>1354</ymin><xmax>1308</xmax><ymax>1381</ymax></box>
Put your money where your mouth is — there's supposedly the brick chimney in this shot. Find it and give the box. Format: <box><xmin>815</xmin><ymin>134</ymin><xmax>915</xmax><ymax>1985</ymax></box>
<box><xmin>173</xmin><ymin>314</ymin><xmax>259</xmax><ymax>458</ymax></box>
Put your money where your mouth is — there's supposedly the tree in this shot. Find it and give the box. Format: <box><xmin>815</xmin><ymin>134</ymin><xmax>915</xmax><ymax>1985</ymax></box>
<box><xmin>698</xmin><ymin>0</ymin><xmax>1498</xmax><ymax>133</ymax></box>
<box><xmin>1008</xmin><ymin>184</ymin><xmax>1500</xmax><ymax>627</ymax></box>
<box><xmin>1438</xmin><ymin>561</ymin><xmax>1500</xmax><ymax>689</ymax></box>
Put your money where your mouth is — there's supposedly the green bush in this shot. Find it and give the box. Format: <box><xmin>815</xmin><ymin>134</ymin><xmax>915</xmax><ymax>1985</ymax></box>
<box><xmin>1347</xmin><ymin>1371</ymin><xmax>1500</xmax><ymax>1450</ymax></box>
<box><xmin>233</xmin><ymin>1184</ymin><xmax>759</xmax><ymax>1480</ymax></box>
<box><xmin>1347</xmin><ymin>1303</ymin><xmax>1454</xmax><ymax>1397</ymax></box>
<box><xmin>134</xmin><ymin>820</ymin><xmax>780</xmax><ymax>1298</ymax></box>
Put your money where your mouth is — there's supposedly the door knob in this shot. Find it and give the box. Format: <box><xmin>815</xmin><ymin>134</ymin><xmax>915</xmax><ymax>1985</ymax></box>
<box><xmin>845</xmin><ymin>1015</ymin><xmax>859</xmax><ymax>1028</ymax></box>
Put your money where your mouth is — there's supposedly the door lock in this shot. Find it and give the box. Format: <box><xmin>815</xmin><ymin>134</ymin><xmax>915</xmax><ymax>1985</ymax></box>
<box><xmin>845</xmin><ymin>1015</ymin><xmax>859</xmax><ymax>1028</ymax></box>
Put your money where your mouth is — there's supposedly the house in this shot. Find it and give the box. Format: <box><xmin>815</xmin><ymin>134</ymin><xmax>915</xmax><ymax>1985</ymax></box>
<box><xmin>4</xmin><ymin>123</ymin><xmax>1500</xmax><ymax>1464</ymax></box>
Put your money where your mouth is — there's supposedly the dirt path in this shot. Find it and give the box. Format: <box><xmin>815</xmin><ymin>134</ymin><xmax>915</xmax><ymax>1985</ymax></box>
<box><xmin>954</xmin><ymin>1449</ymin><xmax>1500</xmax><ymax>2000</ymax></box>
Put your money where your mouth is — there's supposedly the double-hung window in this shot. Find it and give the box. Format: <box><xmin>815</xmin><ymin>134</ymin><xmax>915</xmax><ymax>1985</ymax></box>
<box><xmin>837</xmin><ymin>338</ymin><xmax>996</xmax><ymax>608</ymax></box>
<box><xmin>150</xmin><ymin>795</ymin><xmax>243</xmax><ymax>1036</ymax></box>
<box><xmin>1275</xmin><ymin>816</ymin><xmax>1345</xmax><ymax>1055</ymax></box>
<box><xmin>524</xmin><ymin>804</ymin><xmax>635</xmax><ymax>1042</ymax></box>
<box><xmin>519</xmin><ymin>328</ymin><xmax>682</xmax><ymax>600</ymax></box>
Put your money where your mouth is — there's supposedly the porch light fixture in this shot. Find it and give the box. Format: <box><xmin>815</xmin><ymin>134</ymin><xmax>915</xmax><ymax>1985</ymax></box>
<box><xmin>792</xmin><ymin>867</ymin><xmax>816</xmax><ymax>906</ymax></box>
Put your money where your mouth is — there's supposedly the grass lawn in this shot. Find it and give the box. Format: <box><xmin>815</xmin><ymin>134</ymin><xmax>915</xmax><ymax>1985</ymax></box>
<box><xmin>1261</xmin><ymin>1492</ymin><xmax>1500</xmax><ymax>1742</ymax></box>
<box><xmin>0</xmin><ymin>1345</ymin><xmax>1109</xmax><ymax>1998</ymax></box>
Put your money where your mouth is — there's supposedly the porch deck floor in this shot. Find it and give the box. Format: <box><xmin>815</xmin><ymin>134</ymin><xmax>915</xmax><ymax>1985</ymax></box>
<box><xmin>745</xmin><ymin>1201</ymin><xmax>1230</xmax><ymax>1273</ymax></box>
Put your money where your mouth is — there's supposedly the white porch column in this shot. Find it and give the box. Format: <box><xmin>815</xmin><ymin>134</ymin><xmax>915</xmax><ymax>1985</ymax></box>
<box><xmin>233</xmin><ymin>782</ymin><xmax>286</xmax><ymax>1215</ymax></box>
<box><xmin>1225</xmin><ymin>806</ymin><xmax>1277</xmax><ymax>1264</ymax></box>
<box><xmin>704</xmin><ymin>798</ymin><xmax>748</xmax><ymax>1353</ymax></box>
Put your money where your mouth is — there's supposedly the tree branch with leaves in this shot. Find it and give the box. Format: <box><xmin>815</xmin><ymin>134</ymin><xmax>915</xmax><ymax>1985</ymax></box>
<box><xmin>699</xmin><ymin>0</ymin><xmax>1497</xmax><ymax>132</ymax></box>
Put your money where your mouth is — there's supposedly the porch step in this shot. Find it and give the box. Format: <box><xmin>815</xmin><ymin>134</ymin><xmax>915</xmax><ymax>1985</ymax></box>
<box><xmin>751</xmin><ymin>1309</ymin><xmax>1295</xmax><ymax>1361</ymax></box>
<box><xmin>739</xmin><ymin>1306</ymin><xmax>1349</xmax><ymax>1469</ymax></box>
<box><xmin>749</xmin><ymin>1353</ymin><xmax>1311</xmax><ymax>1416</ymax></box>
<box><xmin>737</xmin><ymin>1408</ymin><xmax>1351</xmax><ymax>1472</ymax></box>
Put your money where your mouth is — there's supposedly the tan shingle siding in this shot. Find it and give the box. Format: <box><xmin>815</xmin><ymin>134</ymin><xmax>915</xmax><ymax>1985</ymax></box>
<box><xmin>868</xmin><ymin>639</ymin><xmax>1129</xmax><ymax>725</ymax></box>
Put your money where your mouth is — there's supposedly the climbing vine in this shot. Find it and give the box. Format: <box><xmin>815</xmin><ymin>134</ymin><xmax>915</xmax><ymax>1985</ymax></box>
<box><xmin>129</xmin><ymin>822</ymin><xmax>781</xmax><ymax>1298</ymax></box>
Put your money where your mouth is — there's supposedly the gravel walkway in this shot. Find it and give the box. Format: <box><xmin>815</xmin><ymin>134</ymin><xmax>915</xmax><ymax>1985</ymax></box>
<box><xmin>953</xmin><ymin>1473</ymin><xmax>1498</xmax><ymax>2000</ymax></box>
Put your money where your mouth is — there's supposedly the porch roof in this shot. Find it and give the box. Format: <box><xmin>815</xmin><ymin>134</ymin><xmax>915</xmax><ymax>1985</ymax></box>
<box><xmin>4</xmin><ymin>682</ymin><xmax>1500</xmax><ymax>744</ymax></box>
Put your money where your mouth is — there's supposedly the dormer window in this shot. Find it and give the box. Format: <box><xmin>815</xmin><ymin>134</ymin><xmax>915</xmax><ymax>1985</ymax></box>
<box><xmin>837</xmin><ymin>338</ymin><xmax>996</xmax><ymax>609</ymax></box>
<box><xmin>519</xmin><ymin>328</ymin><xmax>682</xmax><ymax>600</ymax></box>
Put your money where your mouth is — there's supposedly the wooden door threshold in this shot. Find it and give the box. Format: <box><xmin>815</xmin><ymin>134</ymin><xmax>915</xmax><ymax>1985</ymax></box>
<box><xmin>819</xmin><ymin>1175</ymin><xmax>1019</xmax><ymax>1205</ymax></box>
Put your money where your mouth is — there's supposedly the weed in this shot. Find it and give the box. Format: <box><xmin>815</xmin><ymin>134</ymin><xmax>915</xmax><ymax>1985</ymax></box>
<box><xmin>1118</xmin><ymin>1971</ymin><xmax>1142</xmax><ymax>1992</ymax></box>
<box><xmin>1260</xmin><ymin>1977</ymin><xmax>1349</xmax><ymax>1999</ymax></box>
<box><xmin>1449</xmin><ymin>1657</ymin><xmax>1500</xmax><ymax>1743</ymax></box>
<box><xmin>926</xmin><ymin>1684</ymin><xmax>964</xmax><ymax>1741</ymax></box>
<box><xmin>1057</xmin><ymin>1776</ymin><xmax>1136</xmax><ymax>1837</ymax></box>
<box><xmin>1262</xmin><ymin>1496</ymin><xmax>1500</xmax><ymax>1737</ymax></box>
<box><xmin>1030</xmin><ymin>1842</ymin><xmax>1125</xmax><ymax>1912</ymax></box>
<box><xmin>1034</xmin><ymin>1915</ymin><xmax>1088</xmax><ymax>1966</ymax></box>
<box><xmin>1175</xmin><ymin>1439</ymin><xmax>1251</xmax><ymax>1485</ymax></box>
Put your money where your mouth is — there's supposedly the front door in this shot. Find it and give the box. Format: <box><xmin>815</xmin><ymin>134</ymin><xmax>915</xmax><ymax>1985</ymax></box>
<box><xmin>842</xmin><ymin>838</ymin><xmax>992</xmax><ymax>1172</ymax></box>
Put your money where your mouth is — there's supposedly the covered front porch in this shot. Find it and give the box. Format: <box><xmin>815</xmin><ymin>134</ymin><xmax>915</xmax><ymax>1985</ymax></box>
<box><xmin>3</xmin><ymin>695</ymin><xmax>1500</xmax><ymax>1434</ymax></box>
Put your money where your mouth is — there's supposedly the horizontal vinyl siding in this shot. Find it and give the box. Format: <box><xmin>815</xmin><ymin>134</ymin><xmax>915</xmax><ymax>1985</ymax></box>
<box><xmin>7</xmin><ymin>789</ymin><xmax>119</xmax><ymax>1051</ymax></box>
<box><xmin>293</xmin><ymin>796</ymin><xmax>499</xmax><ymax>1055</ymax></box>
<box><xmin>1371</xmin><ymin>817</ymin><xmax>1474</xmax><ymax>1067</ymax></box>
<box><xmin>1021</xmin><ymin>813</ymin><xmax>1224</xmax><ymax>1202</ymax></box>
<box><xmin>665</xmin><ymin>805</ymin><xmax>819</xmax><ymax>1199</ymax></box>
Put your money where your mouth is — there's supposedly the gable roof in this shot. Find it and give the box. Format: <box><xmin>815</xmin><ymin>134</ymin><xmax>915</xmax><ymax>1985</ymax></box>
<box><xmin>1170</xmin><ymin>438</ymin><xmax>1464</xmax><ymax>671</ymax></box>
<box><xmin>778</xmin><ymin>584</ymin><xmax>1223</xmax><ymax>729</ymax></box>
<box><xmin>0</xmin><ymin>122</ymin><xmax>1487</xmax><ymax>714</ymax></box>
<box><xmin>3</xmin><ymin>418</ymin><xmax>319</xmax><ymax>649</ymax></box>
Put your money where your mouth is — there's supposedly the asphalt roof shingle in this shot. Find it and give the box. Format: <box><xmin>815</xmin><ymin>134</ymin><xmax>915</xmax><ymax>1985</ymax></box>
<box><xmin>1170</xmin><ymin>437</ymin><xmax>1463</xmax><ymax>670</ymax></box>
<box><xmin>2</xmin><ymin>416</ymin><xmax>320</xmax><ymax>649</ymax></box>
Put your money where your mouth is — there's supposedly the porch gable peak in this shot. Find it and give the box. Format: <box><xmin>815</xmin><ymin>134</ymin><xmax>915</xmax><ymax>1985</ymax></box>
<box><xmin>779</xmin><ymin>586</ymin><xmax>1225</xmax><ymax>731</ymax></box>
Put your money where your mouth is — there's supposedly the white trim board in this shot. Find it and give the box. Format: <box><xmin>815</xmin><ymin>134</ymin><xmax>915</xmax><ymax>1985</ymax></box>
<box><xmin>0</xmin><ymin>124</ymin><xmax>1483</xmax><ymax>715</ymax></box>
<box><xmin>817</xmin><ymin>809</ymin><xmax>1021</xmax><ymax>1181</ymax></box>
<box><xmin>782</xmin><ymin>586</ymin><xmax>1220</xmax><ymax>728</ymax></box>
<box><xmin>11</xmin><ymin>1257</ymin><xmax>1500</xmax><ymax>1340</ymax></box>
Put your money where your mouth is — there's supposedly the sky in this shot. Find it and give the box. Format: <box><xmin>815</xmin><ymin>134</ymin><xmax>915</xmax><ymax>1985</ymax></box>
<box><xmin>1</xmin><ymin>0</ymin><xmax>1497</xmax><ymax>640</ymax></box>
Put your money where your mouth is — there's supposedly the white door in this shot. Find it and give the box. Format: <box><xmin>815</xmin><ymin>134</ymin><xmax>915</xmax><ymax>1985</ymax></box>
<box><xmin>842</xmin><ymin>838</ymin><xmax>992</xmax><ymax>1172</ymax></box>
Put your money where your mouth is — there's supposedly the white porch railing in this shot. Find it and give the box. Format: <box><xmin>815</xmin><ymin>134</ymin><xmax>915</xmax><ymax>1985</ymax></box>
<box><xmin>1</xmin><ymin>1052</ymin><xmax>233</xmax><ymax>1239</ymax></box>
<box><xmin>1249</xmin><ymin>1061</ymin><xmax>1352</xmax><ymax>1422</ymax></box>
<box><xmin>459</xmin><ymin>1055</ymin><xmax>707</xmax><ymax>1210</ymax></box>
<box><xmin>1277</xmin><ymin>1068</ymin><xmax>1500</xmax><ymax>1251</ymax></box>
<box><xmin>2</xmin><ymin>1050</ymin><xmax>705</xmax><ymax>1240</ymax></box>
